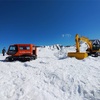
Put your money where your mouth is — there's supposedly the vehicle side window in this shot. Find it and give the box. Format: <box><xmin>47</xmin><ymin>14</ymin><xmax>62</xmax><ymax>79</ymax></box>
<box><xmin>26</xmin><ymin>46</ymin><xmax>30</xmax><ymax>50</ymax></box>
<box><xmin>19</xmin><ymin>46</ymin><xmax>30</xmax><ymax>50</ymax></box>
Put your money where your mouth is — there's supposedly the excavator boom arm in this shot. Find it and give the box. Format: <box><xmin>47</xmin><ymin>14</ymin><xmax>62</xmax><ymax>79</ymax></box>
<box><xmin>75</xmin><ymin>34</ymin><xmax>80</xmax><ymax>52</ymax></box>
<box><xmin>80</xmin><ymin>36</ymin><xmax>92</xmax><ymax>50</ymax></box>
<box><xmin>76</xmin><ymin>34</ymin><xmax>92</xmax><ymax>52</ymax></box>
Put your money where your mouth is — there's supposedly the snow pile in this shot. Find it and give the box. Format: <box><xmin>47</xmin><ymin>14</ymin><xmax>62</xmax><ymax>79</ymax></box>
<box><xmin>38</xmin><ymin>44</ymin><xmax>67</xmax><ymax>59</ymax></box>
<box><xmin>0</xmin><ymin>45</ymin><xmax>100</xmax><ymax>100</ymax></box>
<box><xmin>80</xmin><ymin>42</ymin><xmax>88</xmax><ymax>52</ymax></box>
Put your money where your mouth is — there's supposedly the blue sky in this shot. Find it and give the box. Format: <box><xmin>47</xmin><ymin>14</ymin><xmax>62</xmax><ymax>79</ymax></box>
<box><xmin>0</xmin><ymin>0</ymin><xmax>100</xmax><ymax>50</ymax></box>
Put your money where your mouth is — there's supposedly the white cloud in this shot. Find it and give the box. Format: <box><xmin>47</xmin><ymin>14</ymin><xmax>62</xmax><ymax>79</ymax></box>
<box><xmin>62</xmin><ymin>34</ymin><xmax>65</xmax><ymax>37</ymax></box>
<box><xmin>62</xmin><ymin>34</ymin><xmax>71</xmax><ymax>38</ymax></box>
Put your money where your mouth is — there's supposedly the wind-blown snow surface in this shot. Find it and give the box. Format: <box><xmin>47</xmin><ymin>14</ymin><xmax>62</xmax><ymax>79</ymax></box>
<box><xmin>0</xmin><ymin>44</ymin><xmax>100</xmax><ymax>100</ymax></box>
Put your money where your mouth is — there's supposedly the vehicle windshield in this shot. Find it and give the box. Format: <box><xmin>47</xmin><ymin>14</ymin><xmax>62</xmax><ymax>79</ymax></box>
<box><xmin>9</xmin><ymin>45</ymin><xmax>17</xmax><ymax>51</ymax></box>
<box><xmin>7</xmin><ymin>45</ymin><xmax>18</xmax><ymax>55</ymax></box>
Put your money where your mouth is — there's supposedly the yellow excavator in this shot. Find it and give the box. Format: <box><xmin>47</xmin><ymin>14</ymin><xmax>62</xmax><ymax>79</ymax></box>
<box><xmin>68</xmin><ymin>34</ymin><xmax>100</xmax><ymax>59</ymax></box>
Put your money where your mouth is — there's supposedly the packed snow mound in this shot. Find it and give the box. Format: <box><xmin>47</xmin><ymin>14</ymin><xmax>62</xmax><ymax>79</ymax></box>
<box><xmin>38</xmin><ymin>44</ymin><xmax>68</xmax><ymax>59</ymax></box>
<box><xmin>67</xmin><ymin>42</ymin><xmax>88</xmax><ymax>52</ymax></box>
<box><xmin>80</xmin><ymin>42</ymin><xmax>88</xmax><ymax>52</ymax></box>
<box><xmin>0</xmin><ymin>46</ymin><xmax>100</xmax><ymax>100</ymax></box>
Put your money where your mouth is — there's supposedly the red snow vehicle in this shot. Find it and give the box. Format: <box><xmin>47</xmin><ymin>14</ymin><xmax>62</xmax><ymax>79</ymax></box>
<box><xmin>6</xmin><ymin>44</ymin><xmax>37</xmax><ymax>61</ymax></box>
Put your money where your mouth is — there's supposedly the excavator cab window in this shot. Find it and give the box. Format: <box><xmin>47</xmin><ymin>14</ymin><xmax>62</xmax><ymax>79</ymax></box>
<box><xmin>92</xmin><ymin>44</ymin><xmax>100</xmax><ymax>50</ymax></box>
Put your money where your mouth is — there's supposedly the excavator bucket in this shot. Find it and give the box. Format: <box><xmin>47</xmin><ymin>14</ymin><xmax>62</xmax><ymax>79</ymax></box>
<box><xmin>68</xmin><ymin>52</ymin><xmax>88</xmax><ymax>59</ymax></box>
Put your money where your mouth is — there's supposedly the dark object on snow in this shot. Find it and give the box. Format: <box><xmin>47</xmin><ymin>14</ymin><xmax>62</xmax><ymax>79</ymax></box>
<box><xmin>2</xmin><ymin>48</ymin><xmax>6</xmax><ymax>56</ymax></box>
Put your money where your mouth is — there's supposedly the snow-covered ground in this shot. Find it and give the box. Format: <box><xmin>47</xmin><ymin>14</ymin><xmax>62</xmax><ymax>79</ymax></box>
<box><xmin>0</xmin><ymin>44</ymin><xmax>100</xmax><ymax>100</ymax></box>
